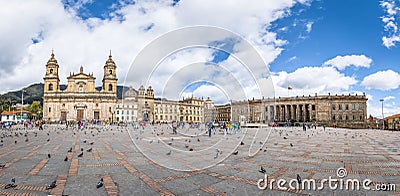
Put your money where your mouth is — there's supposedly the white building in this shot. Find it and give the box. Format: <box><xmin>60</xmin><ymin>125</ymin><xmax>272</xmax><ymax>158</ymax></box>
<box><xmin>116</xmin><ymin>87</ymin><xmax>139</xmax><ymax>123</ymax></box>
<box><xmin>1</xmin><ymin>110</ymin><xmax>36</xmax><ymax>123</ymax></box>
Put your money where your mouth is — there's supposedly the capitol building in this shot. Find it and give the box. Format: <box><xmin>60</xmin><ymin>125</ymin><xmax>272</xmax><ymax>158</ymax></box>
<box><xmin>42</xmin><ymin>52</ymin><xmax>368</xmax><ymax>128</ymax></box>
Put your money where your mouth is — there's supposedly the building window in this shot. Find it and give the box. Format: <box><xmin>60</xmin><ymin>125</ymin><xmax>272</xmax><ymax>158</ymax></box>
<box><xmin>50</xmin><ymin>69</ymin><xmax>53</xmax><ymax>74</ymax></box>
<box><xmin>352</xmin><ymin>104</ymin><xmax>356</xmax><ymax>110</ymax></box>
<box><xmin>108</xmin><ymin>84</ymin><xmax>113</xmax><ymax>91</ymax></box>
<box><xmin>345</xmin><ymin>104</ymin><xmax>349</xmax><ymax>110</ymax></box>
<box><xmin>109</xmin><ymin>70</ymin><xmax>113</xmax><ymax>75</ymax></box>
<box><xmin>49</xmin><ymin>107</ymin><xmax>51</xmax><ymax>112</ymax></box>
<box><xmin>117</xmin><ymin>110</ymin><xmax>119</xmax><ymax>115</ymax></box>
<box><xmin>360</xmin><ymin>115</ymin><xmax>363</xmax><ymax>120</ymax></box>
<box><xmin>346</xmin><ymin>115</ymin><xmax>349</xmax><ymax>120</ymax></box>
<box><xmin>332</xmin><ymin>115</ymin><xmax>335</xmax><ymax>120</ymax></box>
<box><xmin>312</xmin><ymin>105</ymin><xmax>316</xmax><ymax>110</ymax></box>
<box><xmin>339</xmin><ymin>115</ymin><xmax>342</xmax><ymax>120</ymax></box>
<box><xmin>353</xmin><ymin>115</ymin><xmax>356</xmax><ymax>120</ymax></box>
<box><xmin>48</xmin><ymin>83</ymin><xmax>53</xmax><ymax>91</ymax></box>
<box><xmin>359</xmin><ymin>105</ymin><xmax>363</xmax><ymax>110</ymax></box>
<box><xmin>127</xmin><ymin>111</ymin><xmax>129</xmax><ymax>115</ymax></box>
<box><xmin>338</xmin><ymin>104</ymin><xmax>342</xmax><ymax>110</ymax></box>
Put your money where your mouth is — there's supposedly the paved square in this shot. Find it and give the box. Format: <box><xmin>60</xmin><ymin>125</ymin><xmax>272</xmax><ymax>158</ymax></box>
<box><xmin>0</xmin><ymin>124</ymin><xmax>399</xmax><ymax>195</ymax></box>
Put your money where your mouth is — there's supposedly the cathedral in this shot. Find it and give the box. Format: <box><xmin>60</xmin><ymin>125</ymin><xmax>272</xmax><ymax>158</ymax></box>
<box><xmin>42</xmin><ymin>52</ymin><xmax>118</xmax><ymax>122</ymax></box>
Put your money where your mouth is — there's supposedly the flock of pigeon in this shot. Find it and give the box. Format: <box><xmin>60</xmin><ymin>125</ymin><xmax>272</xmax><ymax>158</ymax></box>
<box><xmin>0</xmin><ymin>123</ymin><xmax>364</xmax><ymax>193</ymax></box>
<box><xmin>0</xmin><ymin>124</ymin><xmax>129</xmax><ymax>193</ymax></box>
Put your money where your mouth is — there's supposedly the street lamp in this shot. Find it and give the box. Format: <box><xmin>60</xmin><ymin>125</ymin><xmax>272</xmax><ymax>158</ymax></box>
<box><xmin>21</xmin><ymin>90</ymin><xmax>26</xmax><ymax>122</ymax></box>
<box><xmin>380</xmin><ymin>99</ymin><xmax>384</xmax><ymax>130</ymax></box>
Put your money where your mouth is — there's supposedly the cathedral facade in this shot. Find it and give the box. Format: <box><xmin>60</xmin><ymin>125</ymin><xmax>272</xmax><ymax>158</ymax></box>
<box><xmin>42</xmin><ymin>52</ymin><xmax>118</xmax><ymax>122</ymax></box>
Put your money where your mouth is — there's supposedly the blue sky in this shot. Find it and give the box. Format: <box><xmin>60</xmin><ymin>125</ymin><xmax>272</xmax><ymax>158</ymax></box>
<box><xmin>1</xmin><ymin>0</ymin><xmax>400</xmax><ymax>118</ymax></box>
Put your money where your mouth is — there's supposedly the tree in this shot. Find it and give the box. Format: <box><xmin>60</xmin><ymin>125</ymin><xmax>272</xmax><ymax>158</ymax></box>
<box><xmin>26</xmin><ymin>101</ymin><xmax>43</xmax><ymax>119</ymax></box>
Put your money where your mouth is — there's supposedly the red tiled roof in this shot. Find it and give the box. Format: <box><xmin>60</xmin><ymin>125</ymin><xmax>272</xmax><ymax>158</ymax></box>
<box><xmin>1</xmin><ymin>110</ymin><xmax>34</xmax><ymax>116</ymax></box>
<box><xmin>383</xmin><ymin>113</ymin><xmax>400</xmax><ymax>120</ymax></box>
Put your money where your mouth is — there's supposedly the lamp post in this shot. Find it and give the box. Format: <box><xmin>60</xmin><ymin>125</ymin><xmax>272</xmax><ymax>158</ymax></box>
<box><xmin>21</xmin><ymin>90</ymin><xmax>26</xmax><ymax>122</ymax></box>
<box><xmin>380</xmin><ymin>99</ymin><xmax>384</xmax><ymax>130</ymax></box>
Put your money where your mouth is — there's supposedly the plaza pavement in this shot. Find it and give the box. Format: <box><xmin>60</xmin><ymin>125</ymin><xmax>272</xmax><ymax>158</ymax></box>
<box><xmin>0</xmin><ymin>124</ymin><xmax>399</xmax><ymax>195</ymax></box>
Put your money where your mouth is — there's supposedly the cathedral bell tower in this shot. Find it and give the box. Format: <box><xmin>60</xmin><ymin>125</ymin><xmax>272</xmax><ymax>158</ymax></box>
<box><xmin>102</xmin><ymin>51</ymin><xmax>117</xmax><ymax>94</ymax></box>
<box><xmin>43</xmin><ymin>51</ymin><xmax>60</xmax><ymax>93</ymax></box>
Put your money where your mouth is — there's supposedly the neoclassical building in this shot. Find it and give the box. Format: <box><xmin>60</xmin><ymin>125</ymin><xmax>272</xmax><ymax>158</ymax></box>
<box><xmin>230</xmin><ymin>93</ymin><xmax>368</xmax><ymax>128</ymax></box>
<box><xmin>43</xmin><ymin>52</ymin><xmax>118</xmax><ymax>122</ymax></box>
<box><xmin>116</xmin><ymin>86</ymin><xmax>204</xmax><ymax>123</ymax></box>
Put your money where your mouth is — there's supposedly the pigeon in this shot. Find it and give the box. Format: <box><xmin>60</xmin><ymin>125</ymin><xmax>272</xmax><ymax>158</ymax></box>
<box><xmin>78</xmin><ymin>152</ymin><xmax>83</xmax><ymax>157</ymax></box>
<box><xmin>47</xmin><ymin>138</ymin><xmax>50</xmax><ymax>142</ymax></box>
<box><xmin>290</xmin><ymin>143</ymin><xmax>293</xmax><ymax>147</ymax></box>
<box><xmin>240</xmin><ymin>141</ymin><xmax>244</xmax><ymax>145</ymax></box>
<box><xmin>283</xmin><ymin>137</ymin><xmax>287</xmax><ymax>139</ymax></box>
<box><xmin>83</xmin><ymin>140</ymin><xmax>87</xmax><ymax>143</ymax></box>
<box><xmin>232</xmin><ymin>150</ymin><xmax>239</xmax><ymax>155</ymax></box>
<box><xmin>64</xmin><ymin>156</ymin><xmax>68</xmax><ymax>161</ymax></box>
<box><xmin>197</xmin><ymin>138</ymin><xmax>200</xmax><ymax>142</ymax></box>
<box><xmin>86</xmin><ymin>148</ymin><xmax>92</xmax><ymax>152</ymax></box>
<box><xmin>96</xmin><ymin>178</ymin><xmax>104</xmax><ymax>188</ymax></box>
<box><xmin>25</xmin><ymin>138</ymin><xmax>28</xmax><ymax>142</ymax></box>
<box><xmin>81</xmin><ymin>148</ymin><xmax>84</xmax><ymax>152</ymax></box>
<box><xmin>189</xmin><ymin>148</ymin><xmax>193</xmax><ymax>151</ymax></box>
<box><xmin>46</xmin><ymin>180</ymin><xmax>57</xmax><ymax>190</ymax></box>
<box><xmin>166</xmin><ymin>150</ymin><xmax>171</xmax><ymax>155</ymax></box>
<box><xmin>89</xmin><ymin>142</ymin><xmax>94</xmax><ymax>145</ymax></box>
<box><xmin>48</xmin><ymin>154</ymin><xmax>51</xmax><ymax>158</ymax></box>
<box><xmin>68</xmin><ymin>147</ymin><xmax>72</xmax><ymax>152</ymax></box>
<box><xmin>14</xmin><ymin>141</ymin><xmax>17</xmax><ymax>144</ymax></box>
<box><xmin>168</xmin><ymin>142</ymin><xmax>173</xmax><ymax>145</ymax></box>
<box><xmin>5</xmin><ymin>177</ymin><xmax>16</xmax><ymax>189</ymax></box>
<box><xmin>259</xmin><ymin>166</ymin><xmax>266</xmax><ymax>173</ymax></box>
<box><xmin>0</xmin><ymin>163</ymin><xmax>5</xmax><ymax>168</ymax></box>
<box><xmin>297</xmin><ymin>174</ymin><xmax>302</xmax><ymax>184</ymax></box>
<box><xmin>214</xmin><ymin>153</ymin><xmax>218</xmax><ymax>159</ymax></box>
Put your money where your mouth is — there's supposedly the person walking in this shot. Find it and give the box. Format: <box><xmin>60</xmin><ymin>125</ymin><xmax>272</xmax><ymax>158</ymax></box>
<box><xmin>208</xmin><ymin>122</ymin><xmax>213</xmax><ymax>137</ymax></box>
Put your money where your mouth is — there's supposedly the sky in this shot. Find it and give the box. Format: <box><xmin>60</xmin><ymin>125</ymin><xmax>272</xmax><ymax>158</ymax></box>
<box><xmin>1</xmin><ymin>0</ymin><xmax>400</xmax><ymax>118</ymax></box>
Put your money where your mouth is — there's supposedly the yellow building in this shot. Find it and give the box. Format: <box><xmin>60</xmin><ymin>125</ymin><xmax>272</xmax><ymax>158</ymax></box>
<box><xmin>383</xmin><ymin>114</ymin><xmax>400</xmax><ymax>130</ymax></box>
<box><xmin>42</xmin><ymin>52</ymin><xmax>118</xmax><ymax>122</ymax></box>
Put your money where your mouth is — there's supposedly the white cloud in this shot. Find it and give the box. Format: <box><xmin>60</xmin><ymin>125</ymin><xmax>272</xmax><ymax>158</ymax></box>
<box><xmin>0</xmin><ymin>0</ymin><xmax>309</xmax><ymax>95</ymax></box>
<box><xmin>305</xmin><ymin>21</ymin><xmax>313</xmax><ymax>33</ymax></box>
<box><xmin>380</xmin><ymin>0</ymin><xmax>400</xmax><ymax>48</ymax></box>
<box><xmin>361</xmin><ymin>69</ymin><xmax>400</xmax><ymax>90</ymax></box>
<box><xmin>287</xmin><ymin>56</ymin><xmax>297</xmax><ymax>62</ymax></box>
<box><xmin>384</xmin><ymin>95</ymin><xmax>396</xmax><ymax>101</ymax></box>
<box><xmin>272</xmin><ymin>66</ymin><xmax>357</xmax><ymax>97</ymax></box>
<box><xmin>322</xmin><ymin>54</ymin><xmax>372</xmax><ymax>70</ymax></box>
<box><xmin>382</xmin><ymin>35</ymin><xmax>400</xmax><ymax>48</ymax></box>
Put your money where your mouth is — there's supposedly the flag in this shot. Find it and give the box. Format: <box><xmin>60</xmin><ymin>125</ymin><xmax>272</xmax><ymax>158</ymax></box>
<box><xmin>288</xmin><ymin>85</ymin><xmax>292</xmax><ymax>90</ymax></box>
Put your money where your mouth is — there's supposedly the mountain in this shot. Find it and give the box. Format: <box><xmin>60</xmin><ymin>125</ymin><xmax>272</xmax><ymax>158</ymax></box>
<box><xmin>0</xmin><ymin>83</ymin><xmax>129</xmax><ymax>105</ymax></box>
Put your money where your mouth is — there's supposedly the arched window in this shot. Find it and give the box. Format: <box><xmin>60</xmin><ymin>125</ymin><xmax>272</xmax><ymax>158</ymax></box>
<box><xmin>109</xmin><ymin>69</ymin><xmax>113</xmax><ymax>75</ymax></box>
<box><xmin>108</xmin><ymin>84</ymin><xmax>113</xmax><ymax>91</ymax></box>
<box><xmin>48</xmin><ymin>83</ymin><xmax>53</xmax><ymax>91</ymax></box>
<box><xmin>49</xmin><ymin>69</ymin><xmax>53</xmax><ymax>74</ymax></box>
